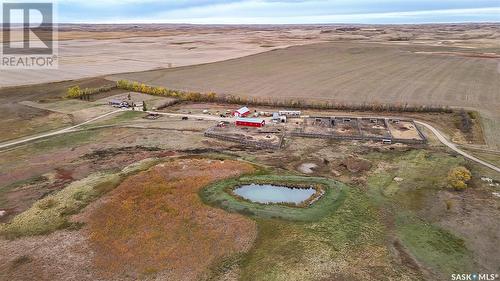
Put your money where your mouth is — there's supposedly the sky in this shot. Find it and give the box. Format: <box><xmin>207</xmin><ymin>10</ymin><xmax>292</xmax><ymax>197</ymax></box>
<box><xmin>3</xmin><ymin>0</ymin><xmax>500</xmax><ymax>24</ymax></box>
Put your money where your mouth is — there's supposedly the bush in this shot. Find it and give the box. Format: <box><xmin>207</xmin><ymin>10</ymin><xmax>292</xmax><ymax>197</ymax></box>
<box><xmin>447</xmin><ymin>166</ymin><xmax>472</xmax><ymax>191</ymax></box>
<box><xmin>66</xmin><ymin>86</ymin><xmax>81</xmax><ymax>98</ymax></box>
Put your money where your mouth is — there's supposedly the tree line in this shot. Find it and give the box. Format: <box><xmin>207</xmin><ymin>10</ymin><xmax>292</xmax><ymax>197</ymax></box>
<box><xmin>66</xmin><ymin>84</ymin><xmax>117</xmax><ymax>100</ymax></box>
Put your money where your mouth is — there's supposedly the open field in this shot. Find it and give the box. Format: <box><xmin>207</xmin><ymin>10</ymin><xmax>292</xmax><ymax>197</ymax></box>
<box><xmin>2</xmin><ymin>23</ymin><xmax>499</xmax><ymax>88</ymax></box>
<box><xmin>112</xmin><ymin>41</ymin><xmax>500</xmax><ymax>148</ymax></box>
<box><xmin>0</xmin><ymin>25</ymin><xmax>329</xmax><ymax>88</ymax></box>
<box><xmin>113</xmin><ymin>41</ymin><xmax>500</xmax><ymax>113</ymax></box>
<box><xmin>0</xmin><ymin>78</ymin><xmax>121</xmax><ymax>142</ymax></box>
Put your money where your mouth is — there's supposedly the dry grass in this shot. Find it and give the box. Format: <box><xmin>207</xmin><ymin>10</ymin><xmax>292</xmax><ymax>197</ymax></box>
<box><xmin>86</xmin><ymin>159</ymin><xmax>257</xmax><ymax>280</ymax></box>
<box><xmin>0</xmin><ymin>158</ymin><xmax>159</xmax><ymax>239</ymax></box>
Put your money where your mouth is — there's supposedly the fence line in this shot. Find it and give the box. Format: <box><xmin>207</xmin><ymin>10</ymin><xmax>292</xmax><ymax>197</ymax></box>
<box><xmin>204</xmin><ymin>129</ymin><xmax>284</xmax><ymax>149</ymax></box>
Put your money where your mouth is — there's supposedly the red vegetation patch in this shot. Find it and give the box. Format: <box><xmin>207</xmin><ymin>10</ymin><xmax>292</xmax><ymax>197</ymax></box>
<box><xmin>54</xmin><ymin>168</ymin><xmax>74</xmax><ymax>181</ymax></box>
<box><xmin>342</xmin><ymin>156</ymin><xmax>373</xmax><ymax>173</ymax></box>
<box><xmin>87</xmin><ymin>159</ymin><xmax>256</xmax><ymax>280</ymax></box>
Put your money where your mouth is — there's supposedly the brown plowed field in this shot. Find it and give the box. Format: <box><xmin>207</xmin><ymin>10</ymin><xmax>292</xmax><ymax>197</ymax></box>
<box><xmin>113</xmin><ymin>42</ymin><xmax>500</xmax><ymax>111</ymax></box>
<box><xmin>112</xmin><ymin>42</ymin><xmax>500</xmax><ymax>147</ymax></box>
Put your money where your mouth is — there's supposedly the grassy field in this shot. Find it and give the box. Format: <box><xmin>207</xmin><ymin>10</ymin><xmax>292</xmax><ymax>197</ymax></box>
<box><xmin>200</xmin><ymin>149</ymin><xmax>480</xmax><ymax>280</ymax></box>
<box><xmin>81</xmin><ymin>111</ymin><xmax>145</xmax><ymax>129</ymax></box>
<box><xmin>365</xmin><ymin>150</ymin><xmax>478</xmax><ymax>278</ymax></box>
<box><xmin>204</xmin><ymin>186</ymin><xmax>421</xmax><ymax>281</ymax></box>
<box><xmin>0</xmin><ymin>77</ymin><xmax>120</xmax><ymax>142</ymax></box>
<box><xmin>1</xmin><ymin>147</ymin><xmax>496</xmax><ymax>280</ymax></box>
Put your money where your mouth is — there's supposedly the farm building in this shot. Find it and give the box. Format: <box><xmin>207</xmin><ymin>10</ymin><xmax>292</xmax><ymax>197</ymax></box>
<box><xmin>236</xmin><ymin>118</ymin><xmax>265</xmax><ymax>128</ymax></box>
<box><xmin>279</xmin><ymin>110</ymin><xmax>301</xmax><ymax>117</ymax></box>
<box><xmin>272</xmin><ymin>112</ymin><xmax>287</xmax><ymax>123</ymax></box>
<box><xmin>233</xmin><ymin>107</ymin><xmax>251</xmax><ymax>117</ymax></box>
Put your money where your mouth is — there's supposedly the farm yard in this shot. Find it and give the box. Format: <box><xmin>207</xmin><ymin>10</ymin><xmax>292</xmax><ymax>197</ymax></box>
<box><xmin>111</xmin><ymin>41</ymin><xmax>500</xmax><ymax>149</ymax></box>
<box><xmin>268</xmin><ymin>116</ymin><xmax>425</xmax><ymax>144</ymax></box>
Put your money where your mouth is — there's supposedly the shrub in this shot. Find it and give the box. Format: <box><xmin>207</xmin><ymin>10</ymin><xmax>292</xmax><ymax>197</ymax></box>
<box><xmin>66</xmin><ymin>86</ymin><xmax>81</xmax><ymax>98</ymax></box>
<box><xmin>447</xmin><ymin>166</ymin><xmax>472</xmax><ymax>191</ymax></box>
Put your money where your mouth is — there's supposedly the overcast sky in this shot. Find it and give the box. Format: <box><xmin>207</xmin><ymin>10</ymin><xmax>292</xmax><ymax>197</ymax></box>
<box><xmin>5</xmin><ymin>0</ymin><xmax>500</xmax><ymax>24</ymax></box>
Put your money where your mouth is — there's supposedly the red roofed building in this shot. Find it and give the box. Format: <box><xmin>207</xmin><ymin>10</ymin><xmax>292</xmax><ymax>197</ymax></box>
<box><xmin>233</xmin><ymin>106</ymin><xmax>250</xmax><ymax>117</ymax></box>
<box><xmin>236</xmin><ymin>118</ymin><xmax>265</xmax><ymax>128</ymax></box>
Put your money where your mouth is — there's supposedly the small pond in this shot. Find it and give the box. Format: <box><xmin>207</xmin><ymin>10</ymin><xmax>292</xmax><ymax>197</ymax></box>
<box><xmin>233</xmin><ymin>184</ymin><xmax>316</xmax><ymax>204</ymax></box>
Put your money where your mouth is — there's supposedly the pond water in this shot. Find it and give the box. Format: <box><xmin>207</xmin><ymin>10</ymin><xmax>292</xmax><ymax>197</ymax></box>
<box><xmin>233</xmin><ymin>184</ymin><xmax>316</xmax><ymax>204</ymax></box>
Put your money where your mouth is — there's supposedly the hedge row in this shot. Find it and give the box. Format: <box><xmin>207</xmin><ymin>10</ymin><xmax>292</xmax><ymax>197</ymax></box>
<box><xmin>66</xmin><ymin>85</ymin><xmax>116</xmax><ymax>100</ymax></box>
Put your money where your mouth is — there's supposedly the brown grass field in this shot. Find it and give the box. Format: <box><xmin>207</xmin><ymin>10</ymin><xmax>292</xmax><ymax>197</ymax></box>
<box><xmin>0</xmin><ymin>158</ymin><xmax>257</xmax><ymax>281</ymax></box>
<box><xmin>86</xmin><ymin>158</ymin><xmax>256</xmax><ymax>280</ymax></box>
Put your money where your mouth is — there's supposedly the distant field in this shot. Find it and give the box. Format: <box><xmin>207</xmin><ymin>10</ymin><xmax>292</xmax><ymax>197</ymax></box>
<box><xmin>112</xmin><ymin>42</ymin><xmax>500</xmax><ymax>147</ymax></box>
<box><xmin>113</xmin><ymin>42</ymin><xmax>499</xmax><ymax>110</ymax></box>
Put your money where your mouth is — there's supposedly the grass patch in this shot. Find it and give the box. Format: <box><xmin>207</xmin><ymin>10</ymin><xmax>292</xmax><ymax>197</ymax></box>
<box><xmin>0</xmin><ymin>158</ymin><xmax>160</xmax><ymax>239</ymax></box>
<box><xmin>366</xmin><ymin>149</ymin><xmax>466</xmax><ymax>209</ymax></box>
<box><xmin>30</xmin><ymin>130</ymin><xmax>96</xmax><ymax>151</ymax></box>
<box><xmin>200</xmin><ymin>175</ymin><xmax>347</xmax><ymax>221</ymax></box>
<box><xmin>366</xmin><ymin>149</ymin><xmax>474</xmax><ymax>277</ymax></box>
<box><xmin>396</xmin><ymin>212</ymin><xmax>475</xmax><ymax>276</ymax></box>
<box><xmin>238</xmin><ymin>188</ymin><xmax>394</xmax><ymax>281</ymax></box>
<box><xmin>203</xmin><ymin>253</ymin><xmax>246</xmax><ymax>281</ymax></box>
<box><xmin>82</xmin><ymin>111</ymin><xmax>144</xmax><ymax>128</ymax></box>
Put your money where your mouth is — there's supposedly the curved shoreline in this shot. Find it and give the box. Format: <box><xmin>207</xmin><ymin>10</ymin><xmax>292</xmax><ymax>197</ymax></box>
<box><xmin>200</xmin><ymin>174</ymin><xmax>347</xmax><ymax>222</ymax></box>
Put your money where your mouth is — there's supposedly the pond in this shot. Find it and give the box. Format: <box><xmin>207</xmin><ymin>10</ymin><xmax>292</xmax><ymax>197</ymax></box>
<box><xmin>233</xmin><ymin>184</ymin><xmax>316</xmax><ymax>204</ymax></box>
